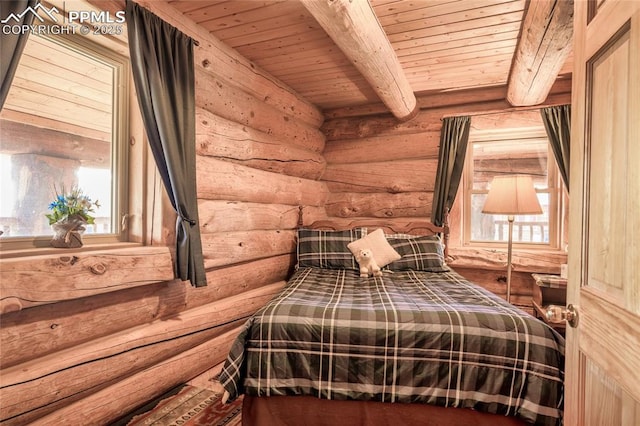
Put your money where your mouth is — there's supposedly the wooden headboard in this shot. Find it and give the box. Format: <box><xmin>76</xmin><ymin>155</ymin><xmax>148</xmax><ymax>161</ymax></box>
<box><xmin>297</xmin><ymin>207</ymin><xmax>450</xmax><ymax>255</ymax></box>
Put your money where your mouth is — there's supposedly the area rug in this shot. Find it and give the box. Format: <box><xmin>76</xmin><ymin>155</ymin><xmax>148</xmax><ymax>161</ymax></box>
<box><xmin>126</xmin><ymin>385</ymin><xmax>243</xmax><ymax>426</ymax></box>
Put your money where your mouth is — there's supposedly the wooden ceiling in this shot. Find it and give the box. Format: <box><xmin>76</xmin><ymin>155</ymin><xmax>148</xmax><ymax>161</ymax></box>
<box><xmin>168</xmin><ymin>0</ymin><xmax>573</xmax><ymax>119</ymax></box>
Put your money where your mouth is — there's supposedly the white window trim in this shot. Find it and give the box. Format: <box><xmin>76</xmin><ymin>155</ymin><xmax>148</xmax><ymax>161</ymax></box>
<box><xmin>461</xmin><ymin>133</ymin><xmax>566</xmax><ymax>251</ymax></box>
<box><xmin>0</xmin><ymin>21</ymin><xmax>174</xmax><ymax>258</ymax></box>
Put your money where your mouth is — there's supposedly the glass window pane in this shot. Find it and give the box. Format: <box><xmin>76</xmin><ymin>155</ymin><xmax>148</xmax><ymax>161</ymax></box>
<box><xmin>0</xmin><ymin>34</ymin><xmax>115</xmax><ymax>238</ymax></box>
<box><xmin>471</xmin><ymin>193</ymin><xmax>550</xmax><ymax>243</ymax></box>
<box><xmin>472</xmin><ymin>139</ymin><xmax>549</xmax><ymax>191</ymax></box>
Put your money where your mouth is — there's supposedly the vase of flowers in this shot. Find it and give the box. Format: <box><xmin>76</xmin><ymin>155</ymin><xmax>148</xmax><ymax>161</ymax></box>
<box><xmin>46</xmin><ymin>187</ymin><xmax>100</xmax><ymax>248</ymax></box>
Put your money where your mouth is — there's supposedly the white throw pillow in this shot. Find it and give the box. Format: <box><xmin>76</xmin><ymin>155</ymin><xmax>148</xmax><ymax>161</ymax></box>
<box><xmin>347</xmin><ymin>228</ymin><xmax>401</xmax><ymax>268</ymax></box>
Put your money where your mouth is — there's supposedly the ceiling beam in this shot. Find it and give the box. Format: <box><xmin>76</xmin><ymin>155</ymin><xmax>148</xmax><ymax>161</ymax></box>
<box><xmin>300</xmin><ymin>0</ymin><xmax>417</xmax><ymax>121</ymax></box>
<box><xmin>507</xmin><ymin>0</ymin><xmax>574</xmax><ymax>106</ymax></box>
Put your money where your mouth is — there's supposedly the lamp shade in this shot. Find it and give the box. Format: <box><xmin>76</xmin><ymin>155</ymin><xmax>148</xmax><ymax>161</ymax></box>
<box><xmin>482</xmin><ymin>175</ymin><xmax>543</xmax><ymax>215</ymax></box>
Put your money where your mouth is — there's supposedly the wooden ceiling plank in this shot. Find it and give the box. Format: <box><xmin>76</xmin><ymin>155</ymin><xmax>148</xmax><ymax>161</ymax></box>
<box><xmin>261</xmin><ymin>56</ymin><xmax>352</xmax><ymax>76</ymax></box>
<box><xmin>290</xmin><ymin>76</ymin><xmax>372</xmax><ymax>92</ymax></box>
<box><xmin>167</xmin><ymin>0</ymin><xmax>227</xmax><ymax>15</ymax></box>
<box><xmin>403</xmin><ymin>53</ymin><xmax>515</xmax><ymax>74</ymax></box>
<box><xmin>393</xmin><ymin>28</ymin><xmax>520</xmax><ymax>57</ymax></box>
<box><xmin>198</xmin><ymin>1</ymin><xmax>298</xmax><ymax>35</ymax></box>
<box><xmin>0</xmin><ymin>109</ymin><xmax>111</xmax><ymax>142</ymax></box>
<box><xmin>377</xmin><ymin>0</ymin><xmax>520</xmax><ymax>26</ymax></box>
<box><xmin>216</xmin><ymin>18</ymin><xmax>323</xmax><ymax>48</ymax></box>
<box><xmin>400</xmin><ymin>39</ymin><xmax>517</xmax><ymax>64</ymax></box>
<box><xmin>11</xmin><ymin>77</ymin><xmax>112</xmax><ymax>112</ymax></box>
<box><xmin>393</xmin><ymin>24</ymin><xmax>519</xmax><ymax>57</ymax></box>
<box><xmin>507</xmin><ymin>0</ymin><xmax>574</xmax><ymax>106</ymax></box>
<box><xmin>237</xmin><ymin>32</ymin><xmax>329</xmax><ymax>58</ymax></box>
<box><xmin>4</xmin><ymin>100</ymin><xmax>112</xmax><ymax>133</ymax></box>
<box><xmin>387</xmin><ymin>11</ymin><xmax>523</xmax><ymax>46</ymax></box>
<box><xmin>25</xmin><ymin>37</ymin><xmax>113</xmax><ymax>85</ymax></box>
<box><xmin>257</xmin><ymin>45</ymin><xmax>349</xmax><ymax>68</ymax></box>
<box><xmin>301</xmin><ymin>0</ymin><xmax>417</xmax><ymax>121</ymax></box>
<box><xmin>277</xmin><ymin>65</ymin><xmax>367</xmax><ymax>83</ymax></box>
<box><xmin>180</xmin><ymin>1</ymin><xmax>280</xmax><ymax>23</ymax></box>
<box><xmin>371</xmin><ymin>0</ymin><xmax>463</xmax><ymax>17</ymax></box>
<box><xmin>16</xmin><ymin>58</ymin><xmax>111</xmax><ymax>96</ymax></box>
<box><xmin>206</xmin><ymin>3</ymin><xmax>311</xmax><ymax>42</ymax></box>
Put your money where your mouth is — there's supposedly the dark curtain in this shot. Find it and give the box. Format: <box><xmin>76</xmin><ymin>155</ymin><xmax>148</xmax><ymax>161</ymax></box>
<box><xmin>431</xmin><ymin>116</ymin><xmax>471</xmax><ymax>227</ymax></box>
<box><xmin>126</xmin><ymin>0</ymin><xmax>206</xmax><ymax>287</ymax></box>
<box><xmin>541</xmin><ymin>105</ymin><xmax>571</xmax><ymax>192</ymax></box>
<box><xmin>0</xmin><ymin>0</ymin><xmax>39</xmax><ymax>109</ymax></box>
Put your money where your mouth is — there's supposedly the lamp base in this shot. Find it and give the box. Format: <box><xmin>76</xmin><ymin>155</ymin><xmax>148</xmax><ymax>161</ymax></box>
<box><xmin>506</xmin><ymin>215</ymin><xmax>514</xmax><ymax>304</ymax></box>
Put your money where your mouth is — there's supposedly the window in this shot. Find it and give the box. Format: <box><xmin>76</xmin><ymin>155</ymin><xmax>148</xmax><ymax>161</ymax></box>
<box><xmin>462</xmin><ymin>115</ymin><xmax>565</xmax><ymax>250</ymax></box>
<box><xmin>0</xmin><ymin>32</ymin><xmax>129</xmax><ymax>249</ymax></box>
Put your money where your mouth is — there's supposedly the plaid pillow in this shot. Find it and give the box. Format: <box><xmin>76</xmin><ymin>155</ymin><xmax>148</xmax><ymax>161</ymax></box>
<box><xmin>386</xmin><ymin>234</ymin><xmax>450</xmax><ymax>272</ymax></box>
<box><xmin>297</xmin><ymin>228</ymin><xmax>366</xmax><ymax>269</ymax></box>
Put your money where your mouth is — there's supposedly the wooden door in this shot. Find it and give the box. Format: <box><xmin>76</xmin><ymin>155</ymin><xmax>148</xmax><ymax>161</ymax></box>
<box><xmin>567</xmin><ymin>0</ymin><xmax>640</xmax><ymax>424</ymax></box>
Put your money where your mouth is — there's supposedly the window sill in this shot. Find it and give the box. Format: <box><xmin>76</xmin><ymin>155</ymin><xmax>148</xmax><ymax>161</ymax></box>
<box><xmin>447</xmin><ymin>246</ymin><xmax>567</xmax><ymax>274</ymax></box>
<box><xmin>0</xmin><ymin>244</ymin><xmax>175</xmax><ymax>315</ymax></box>
<box><xmin>0</xmin><ymin>242</ymin><xmax>153</xmax><ymax>260</ymax></box>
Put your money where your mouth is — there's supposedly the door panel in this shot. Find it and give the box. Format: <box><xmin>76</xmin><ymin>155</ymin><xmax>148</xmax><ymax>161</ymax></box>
<box><xmin>567</xmin><ymin>1</ymin><xmax>640</xmax><ymax>425</ymax></box>
<box><xmin>587</xmin><ymin>27</ymin><xmax>630</xmax><ymax>303</ymax></box>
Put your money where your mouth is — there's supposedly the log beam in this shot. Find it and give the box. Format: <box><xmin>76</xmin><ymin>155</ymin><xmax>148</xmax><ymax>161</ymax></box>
<box><xmin>300</xmin><ymin>0</ymin><xmax>417</xmax><ymax>121</ymax></box>
<box><xmin>507</xmin><ymin>0</ymin><xmax>574</xmax><ymax>106</ymax></box>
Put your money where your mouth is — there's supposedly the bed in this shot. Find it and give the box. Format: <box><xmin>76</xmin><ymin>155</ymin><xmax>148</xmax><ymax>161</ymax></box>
<box><xmin>218</xmin><ymin>220</ymin><xmax>564</xmax><ymax>426</ymax></box>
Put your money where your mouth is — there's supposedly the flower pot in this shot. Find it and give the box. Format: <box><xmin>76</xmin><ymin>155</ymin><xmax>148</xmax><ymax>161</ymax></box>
<box><xmin>50</xmin><ymin>216</ymin><xmax>86</xmax><ymax>248</ymax></box>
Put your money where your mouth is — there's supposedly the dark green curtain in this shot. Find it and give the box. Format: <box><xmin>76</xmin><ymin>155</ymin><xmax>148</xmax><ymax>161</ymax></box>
<box><xmin>126</xmin><ymin>0</ymin><xmax>206</xmax><ymax>287</ymax></box>
<box><xmin>431</xmin><ymin>116</ymin><xmax>471</xmax><ymax>227</ymax></box>
<box><xmin>541</xmin><ymin>105</ymin><xmax>571</xmax><ymax>192</ymax></box>
<box><xmin>0</xmin><ymin>0</ymin><xmax>39</xmax><ymax>109</ymax></box>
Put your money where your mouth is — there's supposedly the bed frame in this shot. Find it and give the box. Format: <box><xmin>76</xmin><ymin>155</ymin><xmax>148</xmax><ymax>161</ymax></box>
<box><xmin>242</xmin><ymin>394</ymin><xmax>528</xmax><ymax>426</ymax></box>
<box><xmin>239</xmin><ymin>209</ymin><xmax>527</xmax><ymax>426</ymax></box>
<box><xmin>298</xmin><ymin>206</ymin><xmax>450</xmax><ymax>256</ymax></box>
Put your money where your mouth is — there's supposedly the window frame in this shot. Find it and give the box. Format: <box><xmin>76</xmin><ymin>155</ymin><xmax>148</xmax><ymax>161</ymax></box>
<box><xmin>0</xmin><ymin>31</ymin><xmax>130</xmax><ymax>251</ymax></box>
<box><xmin>461</xmin><ymin>129</ymin><xmax>565</xmax><ymax>251</ymax></box>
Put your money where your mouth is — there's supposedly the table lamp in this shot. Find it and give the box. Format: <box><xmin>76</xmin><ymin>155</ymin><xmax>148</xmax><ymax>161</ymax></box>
<box><xmin>482</xmin><ymin>175</ymin><xmax>543</xmax><ymax>303</ymax></box>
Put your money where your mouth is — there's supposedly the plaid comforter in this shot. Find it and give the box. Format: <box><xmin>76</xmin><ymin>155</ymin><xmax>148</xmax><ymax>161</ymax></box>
<box><xmin>219</xmin><ymin>267</ymin><xmax>565</xmax><ymax>426</ymax></box>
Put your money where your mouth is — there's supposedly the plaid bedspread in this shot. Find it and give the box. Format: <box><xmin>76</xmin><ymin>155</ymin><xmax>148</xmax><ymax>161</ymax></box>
<box><xmin>219</xmin><ymin>267</ymin><xmax>565</xmax><ymax>426</ymax></box>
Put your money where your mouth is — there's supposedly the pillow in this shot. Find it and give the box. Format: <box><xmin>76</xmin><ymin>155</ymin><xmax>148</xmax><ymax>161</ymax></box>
<box><xmin>347</xmin><ymin>228</ymin><xmax>401</xmax><ymax>269</ymax></box>
<box><xmin>297</xmin><ymin>228</ymin><xmax>366</xmax><ymax>269</ymax></box>
<box><xmin>385</xmin><ymin>234</ymin><xmax>450</xmax><ymax>272</ymax></box>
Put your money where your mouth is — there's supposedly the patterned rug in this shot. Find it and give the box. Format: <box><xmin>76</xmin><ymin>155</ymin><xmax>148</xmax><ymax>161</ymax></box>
<box><xmin>125</xmin><ymin>385</ymin><xmax>243</xmax><ymax>426</ymax></box>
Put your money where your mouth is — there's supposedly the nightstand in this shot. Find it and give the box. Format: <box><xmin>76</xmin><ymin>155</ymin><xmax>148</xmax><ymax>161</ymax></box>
<box><xmin>531</xmin><ymin>273</ymin><xmax>567</xmax><ymax>331</ymax></box>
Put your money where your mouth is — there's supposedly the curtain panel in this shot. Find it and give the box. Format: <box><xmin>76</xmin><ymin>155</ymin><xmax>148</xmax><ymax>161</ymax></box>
<box><xmin>0</xmin><ymin>0</ymin><xmax>40</xmax><ymax>109</ymax></box>
<box><xmin>431</xmin><ymin>116</ymin><xmax>471</xmax><ymax>227</ymax></box>
<box><xmin>540</xmin><ymin>105</ymin><xmax>571</xmax><ymax>192</ymax></box>
<box><xmin>126</xmin><ymin>0</ymin><xmax>206</xmax><ymax>287</ymax></box>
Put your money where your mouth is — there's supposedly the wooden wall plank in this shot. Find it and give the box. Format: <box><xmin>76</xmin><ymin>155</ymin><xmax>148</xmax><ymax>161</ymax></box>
<box><xmin>0</xmin><ymin>247</ymin><xmax>173</xmax><ymax>313</ymax></box>
<box><xmin>323</xmin><ymin>159</ymin><xmax>438</xmax><ymax>194</ymax></box>
<box><xmin>0</xmin><ymin>284</ymin><xmax>282</xmax><ymax>423</ymax></box>
<box><xmin>0</xmin><ymin>255</ymin><xmax>291</xmax><ymax>369</ymax></box>
<box><xmin>201</xmin><ymin>230</ymin><xmax>296</xmax><ymax>269</ymax></box>
<box><xmin>196</xmin><ymin>156</ymin><xmax>329</xmax><ymax>206</ymax></box>
<box><xmin>196</xmin><ymin>108</ymin><xmax>326</xmax><ymax>179</ymax></box>
<box><xmin>323</xmin><ymin>133</ymin><xmax>440</xmax><ymax>164</ymax></box>
<box><xmin>195</xmin><ymin>67</ymin><xmax>325</xmax><ymax>152</ymax></box>
<box><xmin>28</xmin><ymin>328</ymin><xmax>241</xmax><ymax>425</ymax></box>
<box><xmin>198</xmin><ymin>201</ymin><xmax>300</xmax><ymax>233</ymax></box>
<box><xmin>325</xmin><ymin>192</ymin><xmax>432</xmax><ymax>218</ymax></box>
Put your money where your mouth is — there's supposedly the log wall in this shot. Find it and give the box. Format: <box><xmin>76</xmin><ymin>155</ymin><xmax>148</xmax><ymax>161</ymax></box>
<box><xmin>0</xmin><ymin>1</ymin><xmax>327</xmax><ymax>423</ymax></box>
<box><xmin>0</xmin><ymin>1</ymin><xmax>572</xmax><ymax>423</ymax></box>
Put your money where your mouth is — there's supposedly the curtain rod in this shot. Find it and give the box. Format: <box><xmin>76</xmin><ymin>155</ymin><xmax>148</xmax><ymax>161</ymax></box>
<box><xmin>440</xmin><ymin>99</ymin><xmax>570</xmax><ymax>120</ymax></box>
